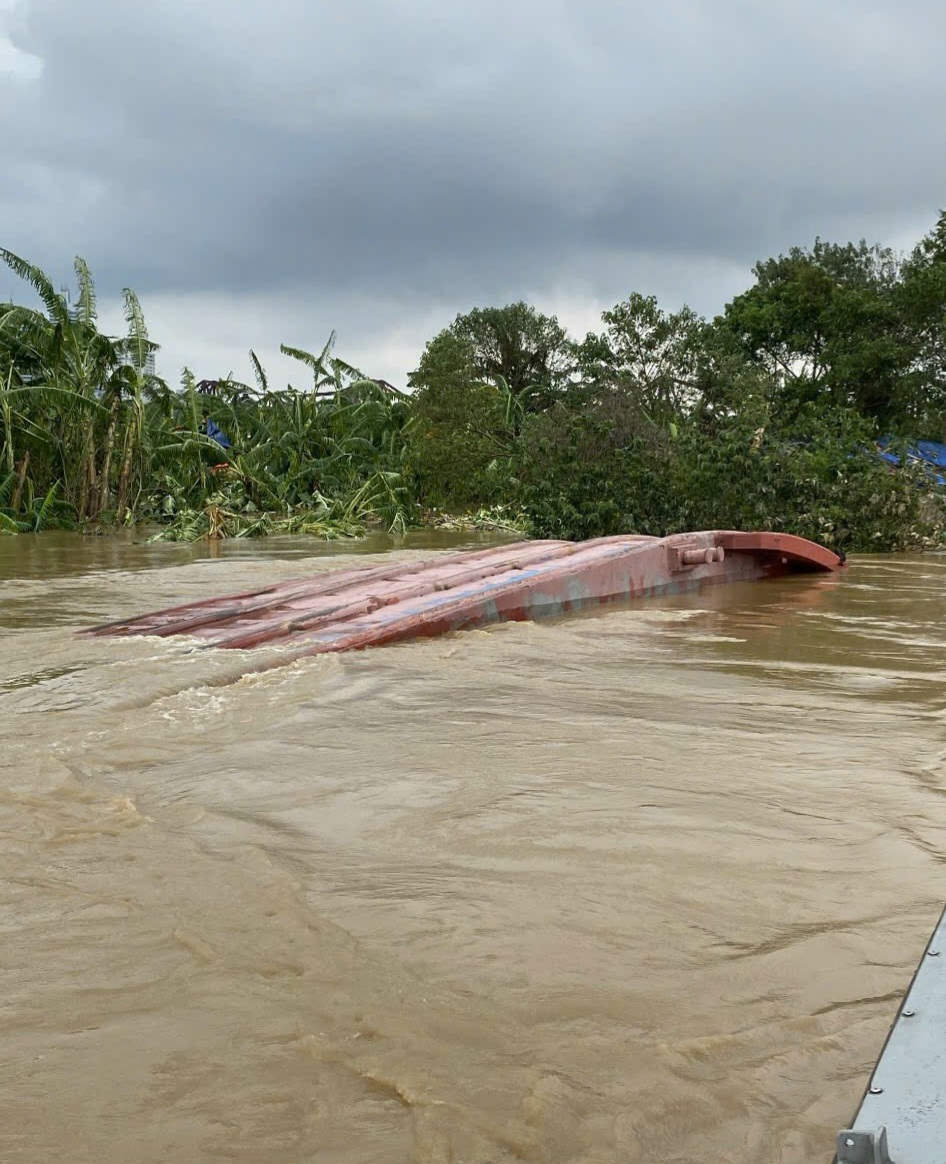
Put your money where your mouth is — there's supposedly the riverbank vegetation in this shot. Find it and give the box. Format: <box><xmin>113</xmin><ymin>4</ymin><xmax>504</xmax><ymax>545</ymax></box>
<box><xmin>3</xmin><ymin>214</ymin><xmax>946</xmax><ymax>552</ymax></box>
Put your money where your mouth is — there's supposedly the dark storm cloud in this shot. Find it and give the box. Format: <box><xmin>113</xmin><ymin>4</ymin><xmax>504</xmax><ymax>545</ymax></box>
<box><xmin>2</xmin><ymin>0</ymin><xmax>946</xmax><ymax>312</ymax></box>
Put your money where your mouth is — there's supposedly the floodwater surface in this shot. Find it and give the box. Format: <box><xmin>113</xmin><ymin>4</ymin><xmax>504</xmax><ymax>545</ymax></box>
<box><xmin>2</xmin><ymin>532</ymin><xmax>945</xmax><ymax>1163</ymax></box>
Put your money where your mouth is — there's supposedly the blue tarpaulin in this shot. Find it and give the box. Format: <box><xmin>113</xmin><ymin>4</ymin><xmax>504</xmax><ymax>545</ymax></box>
<box><xmin>877</xmin><ymin>438</ymin><xmax>946</xmax><ymax>485</ymax></box>
<box><xmin>206</xmin><ymin>418</ymin><xmax>232</xmax><ymax>449</ymax></box>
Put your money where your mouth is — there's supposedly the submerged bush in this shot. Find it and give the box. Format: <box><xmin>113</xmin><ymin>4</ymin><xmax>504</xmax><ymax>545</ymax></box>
<box><xmin>515</xmin><ymin>402</ymin><xmax>944</xmax><ymax>552</ymax></box>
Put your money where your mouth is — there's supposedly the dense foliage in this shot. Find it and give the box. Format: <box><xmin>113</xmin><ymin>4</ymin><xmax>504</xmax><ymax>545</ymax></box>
<box><xmin>3</xmin><ymin>213</ymin><xmax>946</xmax><ymax>550</ymax></box>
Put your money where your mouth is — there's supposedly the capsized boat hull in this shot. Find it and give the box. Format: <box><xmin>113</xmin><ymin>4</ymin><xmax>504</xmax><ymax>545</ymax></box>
<box><xmin>86</xmin><ymin>531</ymin><xmax>841</xmax><ymax>665</ymax></box>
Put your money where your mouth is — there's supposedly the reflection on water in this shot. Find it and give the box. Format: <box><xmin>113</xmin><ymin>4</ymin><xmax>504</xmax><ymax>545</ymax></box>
<box><xmin>2</xmin><ymin>532</ymin><xmax>946</xmax><ymax>1163</ymax></box>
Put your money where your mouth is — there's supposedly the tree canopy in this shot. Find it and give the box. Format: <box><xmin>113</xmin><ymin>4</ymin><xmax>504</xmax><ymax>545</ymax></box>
<box><xmin>3</xmin><ymin>213</ymin><xmax>946</xmax><ymax>551</ymax></box>
<box><xmin>410</xmin><ymin>301</ymin><xmax>572</xmax><ymax>412</ymax></box>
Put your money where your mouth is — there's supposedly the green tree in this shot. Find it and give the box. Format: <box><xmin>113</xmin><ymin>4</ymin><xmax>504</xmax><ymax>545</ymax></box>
<box><xmin>280</xmin><ymin>330</ymin><xmax>362</xmax><ymax>396</ymax></box>
<box><xmin>721</xmin><ymin>238</ymin><xmax>912</xmax><ymax>427</ymax></box>
<box><xmin>413</xmin><ymin>301</ymin><xmax>573</xmax><ymax>413</ymax></box>
<box><xmin>575</xmin><ymin>293</ymin><xmax>709</xmax><ymax>431</ymax></box>
<box><xmin>407</xmin><ymin>331</ymin><xmax>515</xmax><ymax>508</ymax></box>
<box><xmin>897</xmin><ymin>210</ymin><xmax>946</xmax><ymax>438</ymax></box>
<box><xmin>0</xmin><ymin>250</ymin><xmax>163</xmax><ymax>523</ymax></box>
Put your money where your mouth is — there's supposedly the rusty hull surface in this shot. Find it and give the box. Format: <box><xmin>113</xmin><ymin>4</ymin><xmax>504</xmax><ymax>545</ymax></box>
<box><xmin>86</xmin><ymin>531</ymin><xmax>842</xmax><ymax>664</ymax></box>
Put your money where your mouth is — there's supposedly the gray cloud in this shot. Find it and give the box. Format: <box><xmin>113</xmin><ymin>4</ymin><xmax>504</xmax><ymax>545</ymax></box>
<box><xmin>1</xmin><ymin>0</ymin><xmax>945</xmax><ymax>382</ymax></box>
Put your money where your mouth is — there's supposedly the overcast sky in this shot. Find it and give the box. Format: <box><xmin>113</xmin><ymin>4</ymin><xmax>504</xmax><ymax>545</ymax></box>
<box><xmin>1</xmin><ymin>0</ymin><xmax>943</xmax><ymax>389</ymax></box>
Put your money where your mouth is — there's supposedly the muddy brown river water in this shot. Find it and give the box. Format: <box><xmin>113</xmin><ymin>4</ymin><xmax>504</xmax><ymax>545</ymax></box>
<box><xmin>2</xmin><ymin>532</ymin><xmax>945</xmax><ymax>1164</ymax></box>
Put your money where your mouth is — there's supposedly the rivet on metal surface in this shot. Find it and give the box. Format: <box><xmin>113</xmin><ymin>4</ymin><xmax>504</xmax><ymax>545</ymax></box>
<box><xmin>835</xmin><ymin>1127</ymin><xmax>892</xmax><ymax>1164</ymax></box>
<box><xmin>928</xmin><ymin>949</ymin><xmax>940</xmax><ymax>956</ymax></box>
<box><xmin>902</xmin><ymin>1008</ymin><xmax>916</xmax><ymax>1017</ymax></box>
<box><xmin>869</xmin><ymin>1085</ymin><xmax>884</xmax><ymax>1094</ymax></box>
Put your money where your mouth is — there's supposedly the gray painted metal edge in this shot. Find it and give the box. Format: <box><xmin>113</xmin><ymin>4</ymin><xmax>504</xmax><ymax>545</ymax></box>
<box><xmin>836</xmin><ymin>902</ymin><xmax>946</xmax><ymax>1163</ymax></box>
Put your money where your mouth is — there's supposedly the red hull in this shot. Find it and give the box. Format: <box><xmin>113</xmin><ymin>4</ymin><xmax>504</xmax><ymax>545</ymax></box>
<box><xmin>85</xmin><ymin>531</ymin><xmax>841</xmax><ymax>666</ymax></box>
